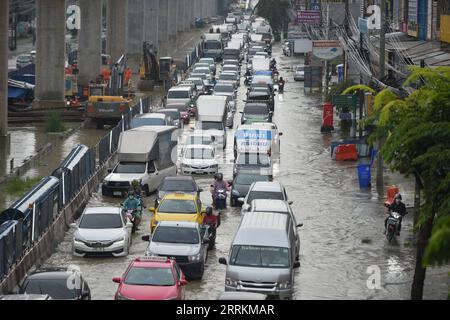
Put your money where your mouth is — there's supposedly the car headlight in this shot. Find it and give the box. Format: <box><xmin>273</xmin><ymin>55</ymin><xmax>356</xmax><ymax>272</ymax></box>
<box><xmin>116</xmin><ymin>292</ymin><xmax>133</xmax><ymax>300</ymax></box>
<box><xmin>225</xmin><ymin>278</ymin><xmax>238</xmax><ymax>287</ymax></box>
<box><xmin>278</xmin><ymin>281</ymin><xmax>291</xmax><ymax>289</ymax></box>
<box><xmin>231</xmin><ymin>189</ymin><xmax>239</xmax><ymax>196</ymax></box>
<box><xmin>188</xmin><ymin>253</ymin><xmax>201</xmax><ymax>262</ymax></box>
<box><xmin>113</xmin><ymin>237</ymin><xmax>125</xmax><ymax>243</ymax></box>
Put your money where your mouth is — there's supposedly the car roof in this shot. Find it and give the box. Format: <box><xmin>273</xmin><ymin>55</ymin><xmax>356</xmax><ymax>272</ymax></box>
<box><xmin>250</xmin><ymin>199</ymin><xmax>290</xmax><ymax>213</ymax></box>
<box><xmin>28</xmin><ymin>268</ymin><xmax>79</xmax><ymax>280</ymax></box>
<box><xmin>162</xmin><ymin>176</ymin><xmax>196</xmax><ymax>183</ymax></box>
<box><xmin>130</xmin><ymin>256</ymin><xmax>174</xmax><ymax>268</ymax></box>
<box><xmin>84</xmin><ymin>206</ymin><xmax>120</xmax><ymax>215</ymax></box>
<box><xmin>169</xmin><ymin>86</ymin><xmax>190</xmax><ymax>91</ymax></box>
<box><xmin>250</xmin><ymin>181</ymin><xmax>283</xmax><ymax>192</ymax></box>
<box><xmin>139</xmin><ymin>113</ymin><xmax>166</xmax><ymax>119</ymax></box>
<box><xmin>215</xmin><ymin>82</ymin><xmax>233</xmax><ymax>87</ymax></box>
<box><xmin>218</xmin><ymin>292</ymin><xmax>267</xmax><ymax>300</ymax></box>
<box><xmin>244</xmin><ymin>103</ymin><xmax>269</xmax><ymax>108</ymax></box>
<box><xmin>221</xmin><ymin>71</ymin><xmax>238</xmax><ymax>75</ymax></box>
<box><xmin>223</xmin><ymin>64</ymin><xmax>238</xmax><ymax>68</ymax></box>
<box><xmin>187</xmin><ymin>132</ymin><xmax>214</xmax><ymax>138</ymax></box>
<box><xmin>159</xmin><ymin>108</ymin><xmax>179</xmax><ymax>113</ymax></box>
<box><xmin>162</xmin><ymin>193</ymin><xmax>196</xmax><ymax>200</ymax></box>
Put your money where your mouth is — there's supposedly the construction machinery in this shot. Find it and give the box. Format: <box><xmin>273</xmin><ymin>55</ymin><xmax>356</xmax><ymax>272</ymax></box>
<box><xmin>85</xmin><ymin>54</ymin><xmax>134</xmax><ymax>128</ymax></box>
<box><xmin>138</xmin><ymin>42</ymin><xmax>176</xmax><ymax>92</ymax></box>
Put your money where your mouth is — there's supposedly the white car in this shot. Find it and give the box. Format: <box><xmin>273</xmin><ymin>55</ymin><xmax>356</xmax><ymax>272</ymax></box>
<box><xmin>239</xmin><ymin>181</ymin><xmax>292</xmax><ymax>213</ymax></box>
<box><xmin>180</xmin><ymin>144</ymin><xmax>218</xmax><ymax>175</ymax></box>
<box><xmin>71</xmin><ymin>206</ymin><xmax>132</xmax><ymax>257</ymax></box>
<box><xmin>294</xmin><ymin>65</ymin><xmax>305</xmax><ymax>81</ymax></box>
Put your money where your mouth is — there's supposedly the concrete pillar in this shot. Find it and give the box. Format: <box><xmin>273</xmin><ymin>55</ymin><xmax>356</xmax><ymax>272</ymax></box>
<box><xmin>184</xmin><ymin>0</ymin><xmax>191</xmax><ymax>30</ymax></box>
<box><xmin>0</xmin><ymin>0</ymin><xmax>8</xmax><ymax>136</ymax></box>
<box><xmin>177</xmin><ymin>0</ymin><xmax>185</xmax><ymax>32</ymax></box>
<box><xmin>107</xmin><ymin>0</ymin><xmax>128</xmax><ymax>62</ymax></box>
<box><xmin>158</xmin><ymin>0</ymin><xmax>169</xmax><ymax>44</ymax></box>
<box><xmin>127</xmin><ymin>0</ymin><xmax>145</xmax><ymax>57</ymax></box>
<box><xmin>34</xmin><ymin>0</ymin><xmax>66</xmax><ymax>108</ymax></box>
<box><xmin>144</xmin><ymin>0</ymin><xmax>159</xmax><ymax>46</ymax></box>
<box><xmin>168</xmin><ymin>0</ymin><xmax>178</xmax><ymax>39</ymax></box>
<box><xmin>201</xmin><ymin>0</ymin><xmax>208</xmax><ymax>19</ymax></box>
<box><xmin>78</xmin><ymin>0</ymin><xmax>102</xmax><ymax>86</ymax></box>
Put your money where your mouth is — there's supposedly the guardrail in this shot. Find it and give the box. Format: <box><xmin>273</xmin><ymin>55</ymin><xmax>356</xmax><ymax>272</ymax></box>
<box><xmin>0</xmin><ymin>96</ymin><xmax>151</xmax><ymax>290</ymax></box>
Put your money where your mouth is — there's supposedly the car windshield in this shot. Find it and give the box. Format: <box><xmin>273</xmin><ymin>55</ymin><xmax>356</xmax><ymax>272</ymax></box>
<box><xmin>158</xmin><ymin>199</ymin><xmax>197</xmax><ymax>213</ymax></box>
<box><xmin>244</xmin><ymin>105</ymin><xmax>269</xmax><ymax>114</ymax></box>
<box><xmin>184</xmin><ymin>147</ymin><xmax>214</xmax><ymax>160</ymax></box>
<box><xmin>235</xmin><ymin>174</ymin><xmax>268</xmax><ymax>185</ymax></box>
<box><xmin>296</xmin><ymin>66</ymin><xmax>305</xmax><ymax>72</ymax></box>
<box><xmin>79</xmin><ymin>213</ymin><xmax>122</xmax><ymax>229</ymax></box>
<box><xmin>152</xmin><ymin>226</ymin><xmax>200</xmax><ymax>244</ymax></box>
<box><xmin>161</xmin><ymin>180</ymin><xmax>196</xmax><ymax>192</ymax></box>
<box><xmin>124</xmin><ymin>267</ymin><xmax>175</xmax><ymax>286</ymax></box>
<box><xmin>247</xmin><ymin>190</ymin><xmax>284</xmax><ymax>204</ymax></box>
<box><xmin>236</xmin><ymin>153</ymin><xmax>270</xmax><ymax>166</ymax></box>
<box><xmin>205</xmin><ymin>42</ymin><xmax>221</xmax><ymax>49</ymax></box>
<box><xmin>23</xmin><ymin>279</ymin><xmax>77</xmax><ymax>299</ymax></box>
<box><xmin>187</xmin><ymin>135</ymin><xmax>213</xmax><ymax>145</ymax></box>
<box><xmin>191</xmin><ymin>73</ymin><xmax>206</xmax><ymax>80</ymax></box>
<box><xmin>199</xmin><ymin>59</ymin><xmax>213</xmax><ymax>65</ymax></box>
<box><xmin>161</xmin><ymin>111</ymin><xmax>179</xmax><ymax>119</ymax></box>
<box><xmin>190</xmin><ymin>79</ymin><xmax>203</xmax><ymax>86</ymax></box>
<box><xmin>194</xmin><ymin>68</ymin><xmax>209</xmax><ymax>75</ymax></box>
<box><xmin>18</xmin><ymin>55</ymin><xmax>32</xmax><ymax>62</ymax></box>
<box><xmin>198</xmin><ymin>121</ymin><xmax>224</xmax><ymax>131</ymax></box>
<box><xmin>132</xmin><ymin>118</ymin><xmax>165</xmax><ymax>127</ymax></box>
<box><xmin>168</xmin><ymin>90</ymin><xmax>190</xmax><ymax>99</ymax></box>
<box><xmin>220</xmin><ymin>74</ymin><xmax>236</xmax><ymax>81</ymax></box>
<box><xmin>230</xmin><ymin>245</ymin><xmax>290</xmax><ymax>268</ymax></box>
<box><xmin>214</xmin><ymin>85</ymin><xmax>233</xmax><ymax>93</ymax></box>
<box><xmin>114</xmin><ymin>162</ymin><xmax>146</xmax><ymax>173</ymax></box>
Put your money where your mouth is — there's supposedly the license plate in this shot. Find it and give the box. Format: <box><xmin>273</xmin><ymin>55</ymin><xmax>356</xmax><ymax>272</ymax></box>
<box><xmin>195</xmin><ymin>170</ymin><xmax>204</xmax><ymax>174</ymax></box>
<box><xmin>113</xmin><ymin>191</ymin><xmax>122</xmax><ymax>196</ymax></box>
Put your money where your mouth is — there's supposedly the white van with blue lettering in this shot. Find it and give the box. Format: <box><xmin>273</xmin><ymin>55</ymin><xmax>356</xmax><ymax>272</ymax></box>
<box><xmin>233</xmin><ymin>123</ymin><xmax>282</xmax><ymax>159</ymax></box>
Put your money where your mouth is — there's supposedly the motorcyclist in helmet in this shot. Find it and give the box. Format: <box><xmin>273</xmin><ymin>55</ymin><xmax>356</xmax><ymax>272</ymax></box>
<box><xmin>210</xmin><ymin>173</ymin><xmax>230</xmax><ymax>208</ymax></box>
<box><xmin>278</xmin><ymin>77</ymin><xmax>285</xmax><ymax>92</ymax></box>
<box><xmin>203</xmin><ymin>206</ymin><xmax>219</xmax><ymax>229</ymax></box>
<box><xmin>123</xmin><ymin>190</ymin><xmax>142</xmax><ymax>230</ymax></box>
<box><xmin>384</xmin><ymin>193</ymin><xmax>407</xmax><ymax>235</ymax></box>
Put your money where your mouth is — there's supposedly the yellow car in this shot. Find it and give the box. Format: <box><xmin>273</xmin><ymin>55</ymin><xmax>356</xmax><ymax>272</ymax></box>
<box><xmin>149</xmin><ymin>193</ymin><xmax>206</xmax><ymax>232</ymax></box>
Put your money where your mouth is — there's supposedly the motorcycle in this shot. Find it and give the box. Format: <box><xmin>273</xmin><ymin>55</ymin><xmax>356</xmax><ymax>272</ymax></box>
<box><xmin>278</xmin><ymin>80</ymin><xmax>285</xmax><ymax>93</ymax></box>
<box><xmin>205</xmin><ymin>223</ymin><xmax>217</xmax><ymax>250</ymax></box>
<box><xmin>244</xmin><ymin>75</ymin><xmax>251</xmax><ymax>86</ymax></box>
<box><xmin>123</xmin><ymin>209</ymin><xmax>139</xmax><ymax>234</ymax></box>
<box><xmin>385</xmin><ymin>211</ymin><xmax>401</xmax><ymax>242</ymax></box>
<box><xmin>215</xmin><ymin>189</ymin><xmax>227</xmax><ymax>210</ymax></box>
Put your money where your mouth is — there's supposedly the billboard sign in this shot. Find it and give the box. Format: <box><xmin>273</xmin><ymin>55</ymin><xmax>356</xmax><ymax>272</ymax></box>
<box><xmin>297</xmin><ymin>10</ymin><xmax>321</xmax><ymax>24</ymax></box>
<box><xmin>312</xmin><ymin>40</ymin><xmax>343</xmax><ymax>60</ymax></box>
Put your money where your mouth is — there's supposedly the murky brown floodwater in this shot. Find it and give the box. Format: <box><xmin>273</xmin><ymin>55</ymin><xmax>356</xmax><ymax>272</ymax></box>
<box><xmin>23</xmin><ymin>40</ymin><xmax>449</xmax><ymax>299</ymax></box>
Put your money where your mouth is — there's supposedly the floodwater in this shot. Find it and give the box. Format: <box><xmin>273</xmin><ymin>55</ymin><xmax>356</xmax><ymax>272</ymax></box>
<box><xmin>34</xmin><ymin>44</ymin><xmax>450</xmax><ymax>299</ymax></box>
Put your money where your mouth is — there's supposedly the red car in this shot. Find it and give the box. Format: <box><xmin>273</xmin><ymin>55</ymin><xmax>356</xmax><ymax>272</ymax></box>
<box><xmin>113</xmin><ymin>256</ymin><xmax>187</xmax><ymax>300</ymax></box>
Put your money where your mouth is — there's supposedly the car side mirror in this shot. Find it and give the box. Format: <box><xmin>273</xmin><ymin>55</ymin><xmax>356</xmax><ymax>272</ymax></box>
<box><xmin>199</xmin><ymin>188</ymin><xmax>204</xmax><ymax>192</ymax></box>
<box><xmin>81</xmin><ymin>290</ymin><xmax>90</xmax><ymax>298</ymax></box>
<box><xmin>70</xmin><ymin>223</ymin><xmax>77</xmax><ymax>229</ymax></box>
<box><xmin>107</xmin><ymin>169</ymin><xmax>112</xmax><ymax>173</ymax></box>
<box><xmin>141</xmin><ymin>235</ymin><xmax>151</xmax><ymax>242</ymax></box>
<box><xmin>112</xmin><ymin>277</ymin><xmax>122</xmax><ymax>283</ymax></box>
<box><xmin>279</xmin><ymin>132</ymin><xmax>283</xmax><ymax>136</ymax></box>
<box><xmin>293</xmin><ymin>261</ymin><xmax>300</xmax><ymax>269</ymax></box>
<box><xmin>179</xmin><ymin>279</ymin><xmax>188</xmax><ymax>286</ymax></box>
<box><xmin>126</xmin><ymin>222</ymin><xmax>133</xmax><ymax>228</ymax></box>
<box><xmin>218</xmin><ymin>257</ymin><xmax>227</xmax><ymax>265</ymax></box>
<box><xmin>203</xmin><ymin>238</ymin><xmax>210</xmax><ymax>244</ymax></box>
<box><xmin>288</xmin><ymin>201</ymin><xmax>293</xmax><ymax>205</ymax></box>
<box><xmin>149</xmin><ymin>207</ymin><xmax>156</xmax><ymax>213</ymax></box>
<box><xmin>296</xmin><ymin>223</ymin><xmax>303</xmax><ymax>228</ymax></box>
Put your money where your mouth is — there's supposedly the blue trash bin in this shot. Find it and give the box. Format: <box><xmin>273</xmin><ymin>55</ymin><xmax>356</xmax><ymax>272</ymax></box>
<box><xmin>357</xmin><ymin>164</ymin><xmax>371</xmax><ymax>188</ymax></box>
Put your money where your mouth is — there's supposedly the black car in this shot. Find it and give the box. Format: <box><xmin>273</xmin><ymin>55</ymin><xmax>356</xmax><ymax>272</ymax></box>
<box><xmin>246</xmin><ymin>87</ymin><xmax>274</xmax><ymax>111</ymax></box>
<box><xmin>155</xmin><ymin>176</ymin><xmax>203</xmax><ymax>207</ymax></box>
<box><xmin>230</xmin><ymin>172</ymin><xmax>270</xmax><ymax>207</ymax></box>
<box><xmin>19</xmin><ymin>267</ymin><xmax>91</xmax><ymax>300</ymax></box>
<box><xmin>240</xmin><ymin>102</ymin><xmax>273</xmax><ymax>124</ymax></box>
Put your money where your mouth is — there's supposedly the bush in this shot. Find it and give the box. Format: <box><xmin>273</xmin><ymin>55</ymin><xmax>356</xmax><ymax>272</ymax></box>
<box><xmin>45</xmin><ymin>111</ymin><xmax>66</xmax><ymax>133</ymax></box>
<box><xmin>4</xmin><ymin>177</ymin><xmax>42</xmax><ymax>196</ymax></box>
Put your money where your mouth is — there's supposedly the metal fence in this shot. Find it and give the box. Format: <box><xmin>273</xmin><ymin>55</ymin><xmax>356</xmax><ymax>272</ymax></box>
<box><xmin>0</xmin><ymin>96</ymin><xmax>151</xmax><ymax>280</ymax></box>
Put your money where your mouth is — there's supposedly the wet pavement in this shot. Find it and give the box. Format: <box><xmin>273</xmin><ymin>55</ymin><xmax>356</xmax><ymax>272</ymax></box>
<box><xmin>24</xmin><ymin>43</ymin><xmax>450</xmax><ymax>299</ymax></box>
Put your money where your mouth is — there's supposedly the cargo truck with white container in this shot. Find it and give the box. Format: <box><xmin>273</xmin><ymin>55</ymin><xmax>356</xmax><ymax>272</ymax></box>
<box><xmin>195</xmin><ymin>95</ymin><xmax>229</xmax><ymax>149</ymax></box>
<box><xmin>102</xmin><ymin>126</ymin><xmax>178</xmax><ymax>197</ymax></box>
<box><xmin>202</xmin><ymin>33</ymin><xmax>224</xmax><ymax>61</ymax></box>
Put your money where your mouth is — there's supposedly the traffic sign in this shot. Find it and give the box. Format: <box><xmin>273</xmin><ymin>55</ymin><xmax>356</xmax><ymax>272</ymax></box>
<box><xmin>332</xmin><ymin>94</ymin><xmax>359</xmax><ymax>108</ymax></box>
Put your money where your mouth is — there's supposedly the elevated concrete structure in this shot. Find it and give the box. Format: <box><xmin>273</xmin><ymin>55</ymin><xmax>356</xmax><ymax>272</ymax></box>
<box><xmin>34</xmin><ymin>0</ymin><xmax>66</xmax><ymax>109</ymax></box>
<box><xmin>0</xmin><ymin>0</ymin><xmax>8</xmax><ymax>136</ymax></box>
<box><xmin>177</xmin><ymin>0</ymin><xmax>187</xmax><ymax>32</ymax></box>
<box><xmin>144</xmin><ymin>0</ymin><xmax>159</xmax><ymax>47</ymax></box>
<box><xmin>158</xmin><ymin>0</ymin><xmax>169</xmax><ymax>44</ymax></box>
<box><xmin>168</xmin><ymin>0</ymin><xmax>178</xmax><ymax>39</ymax></box>
<box><xmin>78</xmin><ymin>0</ymin><xmax>102</xmax><ymax>86</ymax></box>
<box><xmin>107</xmin><ymin>0</ymin><xmax>128</xmax><ymax>62</ymax></box>
<box><xmin>127</xmin><ymin>0</ymin><xmax>145</xmax><ymax>57</ymax></box>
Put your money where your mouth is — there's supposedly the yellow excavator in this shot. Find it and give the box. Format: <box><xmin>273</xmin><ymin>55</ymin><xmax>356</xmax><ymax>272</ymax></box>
<box><xmin>139</xmin><ymin>42</ymin><xmax>176</xmax><ymax>91</ymax></box>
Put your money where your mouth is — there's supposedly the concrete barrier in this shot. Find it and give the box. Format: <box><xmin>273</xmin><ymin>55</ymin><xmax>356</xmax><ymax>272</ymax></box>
<box><xmin>0</xmin><ymin>154</ymin><xmax>117</xmax><ymax>294</ymax></box>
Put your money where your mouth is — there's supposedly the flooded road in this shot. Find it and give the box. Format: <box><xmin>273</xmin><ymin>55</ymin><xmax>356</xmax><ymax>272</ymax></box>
<box><xmin>41</xmin><ymin>43</ymin><xmax>449</xmax><ymax>300</ymax></box>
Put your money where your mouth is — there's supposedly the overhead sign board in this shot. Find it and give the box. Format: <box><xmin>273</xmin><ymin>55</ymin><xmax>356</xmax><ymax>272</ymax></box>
<box><xmin>312</xmin><ymin>40</ymin><xmax>343</xmax><ymax>60</ymax></box>
<box><xmin>297</xmin><ymin>10</ymin><xmax>321</xmax><ymax>24</ymax></box>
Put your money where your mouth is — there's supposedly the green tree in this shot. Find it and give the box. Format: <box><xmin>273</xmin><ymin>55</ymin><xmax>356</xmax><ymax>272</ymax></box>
<box><xmin>254</xmin><ymin>0</ymin><xmax>291</xmax><ymax>33</ymax></box>
<box><xmin>368</xmin><ymin>67</ymin><xmax>450</xmax><ymax>299</ymax></box>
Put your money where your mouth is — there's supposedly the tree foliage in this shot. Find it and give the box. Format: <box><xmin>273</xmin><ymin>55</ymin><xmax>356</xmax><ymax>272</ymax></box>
<box><xmin>254</xmin><ymin>0</ymin><xmax>291</xmax><ymax>33</ymax></box>
<box><xmin>342</xmin><ymin>84</ymin><xmax>376</xmax><ymax>95</ymax></box>
<box><xmin>367</xmin><ymin>67</ymin><xmax>450</xmax><ymax>298</ymax></box>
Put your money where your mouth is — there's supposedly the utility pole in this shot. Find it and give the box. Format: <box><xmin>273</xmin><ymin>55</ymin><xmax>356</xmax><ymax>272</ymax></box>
<box><xmin>343</xmin><ymin>0</ymin><xmax>349</xmax><ymax>81</ymax></box>
<box><xmin>376</xmin><ymin>0</ymin><xmax>386</xmax><ymax>188</ymax></box>
<box><xmin>324</xmin><ymin>4</ymin><xmax>330</xmax><ymax>96</ymax></box>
